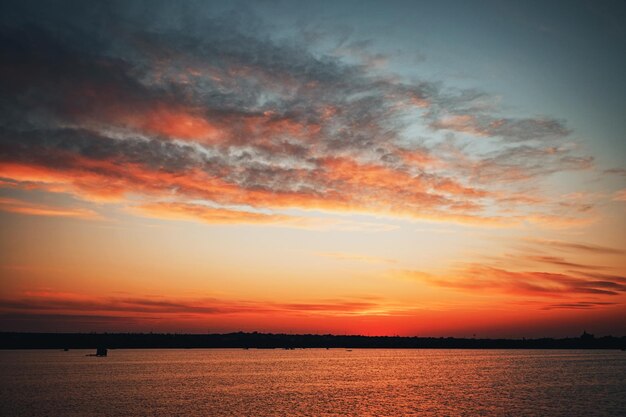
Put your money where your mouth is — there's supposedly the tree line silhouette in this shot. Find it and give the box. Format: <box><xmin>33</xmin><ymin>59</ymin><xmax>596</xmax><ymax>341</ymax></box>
<box><xmin>1</xmin><ymin>331</ymin><xmax>625</xmax><ymax>350</ymax></box>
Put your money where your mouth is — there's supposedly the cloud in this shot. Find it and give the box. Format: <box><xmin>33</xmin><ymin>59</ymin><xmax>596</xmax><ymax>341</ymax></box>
<box><xmin>0</xmin><ymin>1</ymin><xmax>598</xmax><ymax>228</ymax></box>
<box><xmin>333</xmin><ymin>39</ymin><xmax>389</xmax><ymax>69</ymax></box>
<box><xmin>133</xmin><ymin>201</ymin><xmax>398</xmax><ymax>232</ymax></box>
<box><xmin>135</xmin><ymin>202</ymin><xmax>297</xmax><ymax>225</ymax></box>
<box><xmin>523</xmin><ymin>255</ymin><xmax>608</xmax><ymax>270</ymax></box>
<box><xmin>0</xmin><ymin>290</ymin><xmax>405</xmax><ymax>320</ymax></box>
<box><xmin>402</xmin><ymin>264</ymin><xmax>626</xmax><ymax>298</ymax></box>
<box><xmin>542</xmin><ymin>301</ymin><xmax>618</xmax><ymax>310</ymax></box>
<box><xmin>525</xmin><ymin>238</ymin><xmax>625</xmax><ymax>255</ymax></box>
<box><xmin>0</xmin><ymin>128</ymin><xmax>498</xmax><ymax>224</ymax></box>
<box><xmin>430</xmin><ymin>114</ymin><xmax>570</xmax><ymax>142</ymax></box>
<box><xmin>443</xmin><ymin>143</ymin><xmax>593</xmax><ymax>184</ymax></box>
<box><xmin>605</xmin><ymin>168</ymin><xmax>626</xmax><ymax>176</ymax></box>
<box><xmin>0</xmin><ymin>196</ymin><xmax>100</xmax><ymax>219</ymax></box>
<box><xmin>575</xmin><ymin>272</ymin><xmax>626</xmax><ymax>285</ymax></box>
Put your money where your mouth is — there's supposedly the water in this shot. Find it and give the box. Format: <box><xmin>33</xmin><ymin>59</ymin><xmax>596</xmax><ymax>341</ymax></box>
<box><xmin>1</xmin><ymin>349</ymin><xmax>624</xmax><ymax>416</ymax></box>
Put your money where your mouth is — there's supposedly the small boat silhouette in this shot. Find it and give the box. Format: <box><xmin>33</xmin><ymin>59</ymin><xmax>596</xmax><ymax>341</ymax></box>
<box><xmin>86</xmin><ymin>347</ymin><xmax>108</xmax><ymax>357</ymax></box>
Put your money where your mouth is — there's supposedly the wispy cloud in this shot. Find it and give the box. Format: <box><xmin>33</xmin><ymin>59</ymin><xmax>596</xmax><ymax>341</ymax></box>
<box><xmin>0</xmin><ymin>196</ymin><xmax>100</xmax><ymax>220</ymax></box>
<box><xmin>524</xmin><ymin>238</ymin><xmax>625</xmax><ymax>255</ymax></box>
<box><xmin>542</xmin><ymin>301</ymin><xmax>618</xmax><ymax>310</ymax></box>
<box><xmin>0</xmin><ymin>290</ymin><xmax>410</xmax><ymax>320</ymax></box>
<box><xmin>605</xmin><ymin>168</ymin><xmax>626</xmax><ymax>176</ymax></box>
<box><xmin>133</xmin><ymin>201</ymin><xmax>398</xmax><ymax>232</ymax></box>
<box><xmin>401</xmin><ymin>264</ymin><xmax>626</xmax><ymax>299</ymax></box>
<box><xmin>523</xmin><ymin>255</ymin><xmax>608</xmax><ymax>270</ymax></box>
<box><xmin>430</xmin><ymin>114</ymin><xmax>570</xmax><ymax>142</ymax></box>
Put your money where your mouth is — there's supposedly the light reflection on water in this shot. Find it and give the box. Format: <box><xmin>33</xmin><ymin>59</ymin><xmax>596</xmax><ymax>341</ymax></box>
<box><xmin>1</xmin><ymin>349</ymin><xmax>625</xmax><ymax>416</ymax></box>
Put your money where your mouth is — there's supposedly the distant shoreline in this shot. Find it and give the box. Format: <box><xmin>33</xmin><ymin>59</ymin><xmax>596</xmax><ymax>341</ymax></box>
<box><xmin>2</xmin><ymin>331</ymin><xmax>625</xmax><ymax>350</ymax></box>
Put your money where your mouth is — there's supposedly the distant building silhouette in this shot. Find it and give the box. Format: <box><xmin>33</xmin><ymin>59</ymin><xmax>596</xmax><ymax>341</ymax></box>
<box><xmin>580</xmin><ymin>330</ymin><xmax>595</xmax><ymax>341</ymax></box>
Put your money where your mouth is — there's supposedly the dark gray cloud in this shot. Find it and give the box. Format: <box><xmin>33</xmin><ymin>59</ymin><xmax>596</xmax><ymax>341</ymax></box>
<box><xmin>430</xmin><ymin>113</ymin><xmax>570</xmax><ymax>142</ymax></box>
<box><xmin>0</xmin><ymin>128</ymin><xmax>204</xmax><ymax>173</ymax></box>
<box><xmin>605</xmin><ymin>168</ymin><xmax>626</xmax><ymax>176</ymax></box>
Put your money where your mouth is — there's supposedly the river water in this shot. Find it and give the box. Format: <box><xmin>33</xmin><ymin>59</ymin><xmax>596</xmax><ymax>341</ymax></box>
<box><xmin>1</xmin><ymin>349</ymin><xmax>624</xmax><ymax>416</ymax></box>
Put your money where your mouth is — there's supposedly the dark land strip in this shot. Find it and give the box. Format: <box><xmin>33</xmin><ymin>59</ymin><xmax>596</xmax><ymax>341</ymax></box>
<box><xmin>1</xmin><ymin>331</ymin><xmax>625</xmax><ymax>350</ymax></box>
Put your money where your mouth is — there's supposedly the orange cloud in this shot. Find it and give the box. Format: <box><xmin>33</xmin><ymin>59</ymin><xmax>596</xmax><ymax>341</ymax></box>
<box><xmin>0</xmin><ymin>160</ymin><xmax>240</xmax><ymax>203</ymax></box>
<box><xmin>134</xmin><ymin>201</ymin><xmax>297</xmax><ymax>225</ymax></box>
<box><xmin>396</xmin><ymin>147</ymin><xmax>440</xmax><ymax>167</ymax></box>
<box><xmin>521</xmin><ymin>213</ymin><xmax>597</xmax><ymax>229</ymax></box>
<box><xmin>133</xmin><ymin>201</ymin><xmax>398</xmax><ymax>232</ymax></box>
<box><xmin>0</xmin><ymin>197</ymin><xmax>100</xmax><ymax>220</ymax></box>
<box><xmin>0</xmin><ymin>291</ymin><xmax>405</xmax><ymax>321</ymax></box>
<box><xmin>71</xmin><ymin>79</ymin><xmax>322</xmax><ymax>146</ymax></box>
<box><xmin>2</xmin><ymin>144</ymin><xmax>492</xmax><ymax>223</ymax></box>
<box><xmin>0</xmin><ymin>155</ymin><xmax>573</xmax><ymax>229</ymax></box>
<box><xmin>402</xmin><ymin>265</ymin><xmax>626</xmax><ymax>299</ymax></box>
<box><xmin>123</xmin><ymin>106</ymin><xmax>222</xmax><ymax>141</ymax></box>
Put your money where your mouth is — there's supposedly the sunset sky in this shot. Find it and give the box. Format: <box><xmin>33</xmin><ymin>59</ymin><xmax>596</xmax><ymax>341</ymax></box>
<box><xmin>1</xmin><ymin>0</ymin><xmax>625</xmax><ymax>337</ymax></box>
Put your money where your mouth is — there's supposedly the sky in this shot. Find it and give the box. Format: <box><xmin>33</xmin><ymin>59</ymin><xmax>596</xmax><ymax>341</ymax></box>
<box><xmin>0</xmin><ymin>0</ymin><xmax>625</xmax><ymax>337</ymax></box>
